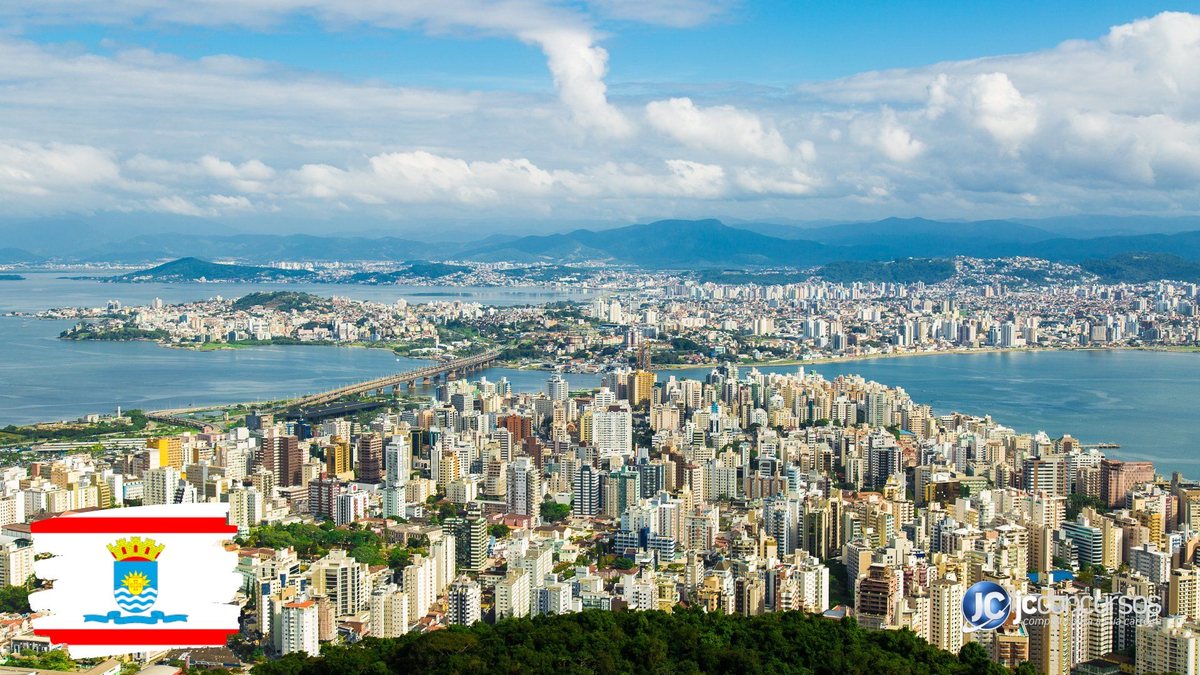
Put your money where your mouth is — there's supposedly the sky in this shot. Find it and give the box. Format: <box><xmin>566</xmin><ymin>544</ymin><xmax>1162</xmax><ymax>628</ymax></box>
<box><xmin>0</xmin><ymin>1</ymin><xmax>1198</xmax><ymax>233</ymax></box>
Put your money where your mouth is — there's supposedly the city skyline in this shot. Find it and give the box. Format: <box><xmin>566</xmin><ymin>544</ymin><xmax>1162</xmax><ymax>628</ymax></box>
<box><xmin>0</xmin><ymin>2</ymin><xmax>1197</xmax><ymax>228</ymax></box>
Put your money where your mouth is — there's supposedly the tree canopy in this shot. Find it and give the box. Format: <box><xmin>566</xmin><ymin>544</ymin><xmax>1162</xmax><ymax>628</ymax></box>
<box><xmin>250</xmin><ymin>608</ymin><xmax>1015</xmax><ymax>675</ymax></box>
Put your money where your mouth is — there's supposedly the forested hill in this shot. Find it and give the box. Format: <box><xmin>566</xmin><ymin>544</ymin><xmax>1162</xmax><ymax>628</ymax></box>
<box><xmin>250</xmin><ymin>609</ymin><xmax>1024</xmax><ymax>675</ymax></box>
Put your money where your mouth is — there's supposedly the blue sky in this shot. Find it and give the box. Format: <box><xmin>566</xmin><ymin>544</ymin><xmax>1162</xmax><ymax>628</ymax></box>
<box><xmin>0</xmin><ymin>1</ymin><xmax>1197</xmax><ymax>230</ymax></box>
<box><xmin>20</xmin><ymin>1</ymin><xmax>1182</xmax><ymax>86</ymax></box>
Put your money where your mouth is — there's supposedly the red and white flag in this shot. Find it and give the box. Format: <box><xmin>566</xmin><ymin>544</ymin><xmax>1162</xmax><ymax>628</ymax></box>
<box><xmin>30</xmin><ymin>504</ymin><xmax>240</xmax><ymax>657</ymax></box>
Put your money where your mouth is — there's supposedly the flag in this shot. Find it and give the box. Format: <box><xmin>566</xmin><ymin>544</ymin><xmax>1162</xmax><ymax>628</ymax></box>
<box><xmin>30</xmin><ymin>504</ymin><xmax>240</xmax><ymax>658</ymax></box>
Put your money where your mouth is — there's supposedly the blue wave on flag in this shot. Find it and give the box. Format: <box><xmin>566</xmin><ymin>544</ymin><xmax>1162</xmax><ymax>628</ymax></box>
<box><xmin>114</xmin><ymin>588</ymin><xmax>158</xmax><ymax>612</ymax></box>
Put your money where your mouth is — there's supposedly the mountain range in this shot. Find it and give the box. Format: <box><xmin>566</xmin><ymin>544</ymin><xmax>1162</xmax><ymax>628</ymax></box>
<box><xmin>5</xmin><ymin>216</ymin><xmax>1200</xmax><ymax>269</ymax></box>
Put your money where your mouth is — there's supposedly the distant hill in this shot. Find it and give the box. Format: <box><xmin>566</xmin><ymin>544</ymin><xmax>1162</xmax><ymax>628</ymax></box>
<box><xmin>231</xmin><ymin>291</ymin><xmax>332</xmax><ymax>312</ymax></box>
<box><xmin>110</xmin><ymin>257</ymin><xmax>316</xmax><ymax>283</ymax></box>
<box><xmin>0</xmin><ymin>248</ymin><xmax>42</xmax><ymax>264</ymax></box>
<box><xmin>454</xmin><ymin>219</ymin><xmax>831</xmax><ymax>268</ymax></box>
<box><xmin>1015</xmin><ymin>214</ymin><xmax>1200</xmax><ymax>237</ymax></box>
<box><xmin>808</xmin><ymin>217</ymin><xmax>1052</xmax><ymax>246</ymax></box>
<box><xmin>816</xmin><ymin>258</ymin><xmax>958</xmax><ymax>284</ymax></box>
<box><xmin>1016</xmin><ymin>230</ymin><xmax>1200</xmax><ymax>262</ymax></box>
<box><xmin>77</xmin><ymin>233</ymin><xmax>433</xmax><ymax>264</ymax></box>
<box><xmin>1082</xmin><ymin>252</ymin><xmax>1200</xmax><ymax>283</ymax></box>
<box><xmin>344</xmin><ymin>261</ymin><xmax>470</xmax><ymax>283</ymax></box>
<box><xmin>16</xmin><ymin>215</ymin><xmax>1200</xmax><ymax>271</ymax></box>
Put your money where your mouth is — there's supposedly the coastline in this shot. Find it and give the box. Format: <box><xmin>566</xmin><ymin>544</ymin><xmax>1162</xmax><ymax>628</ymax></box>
<box><xmin>653</xmin><ymin>344</ymin><xmax>1199</xmax><ymax>371</ymax></box>
<box><xmin>493</xmin><ymin>344</ymin><xmax>1200</xmax><ymax>374</ymax></box>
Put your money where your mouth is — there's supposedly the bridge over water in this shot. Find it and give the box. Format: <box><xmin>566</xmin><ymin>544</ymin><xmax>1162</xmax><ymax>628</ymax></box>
<box><xmin>278</xmin><ymin>349</ymin><xmax>501</xmax><ymax>410</ymax></box>
<box><xmin>146</xmin><ymin>349</ymin><xmax>502</xmax><ymax>424</ymax></box>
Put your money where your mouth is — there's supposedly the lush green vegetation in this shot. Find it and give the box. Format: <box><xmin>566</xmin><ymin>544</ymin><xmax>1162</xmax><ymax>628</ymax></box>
<box><xmin>1066</xmin><ymin>493</ymin><xmax>1109</xmax><ymax>521</ymax></box>
<box><xmin>1082</xmin><ymin>252</ymin><xmax>1200</xmax><ymax>283</ymax></box>
<box><xmin>1</xmin><ymin>409</ymin><xmax>149</xmax><ymax>444</ymax></box>
<box><xmin>4</xmin><ymin>649</ymin><xmax>74</xmax><ymax>671</ymax></box>
<box><xmin>403</xmin><ymin>261</ymin><xmax>470</xmax><ymax>278</ymax></box>
<box><xmin>817</xmin><ymin>258</ymin><xmax>957</xmax><ymax>284</ymax></box>
<box><xmin>60</xmin><ymin>325</ymin><xmax>170</xmax><ymax>341</ymax></box>
<box><xmin>239</xmin><ymin>522</ymin><xmax>427</xmax><ymax>569</ymax></box>
<box><xmin>250</xmin><ymin>608</ymin><xmax>1014</xmax><ymax>675</ymax></box>
<box><xmin>346</xmin><ymin>261</ymin><xmax>470</xmax><ymax>282</ymax></box>
<box><xmin>232</xmin><ymin>291</ymin><xmax>332</xmax><ymax>312</ymax></box>
<box><xmin>500</xmin><ymin>266</ymin><xmax>597</xmax><ymax>282</ymax></box>
<box><xmin>540</xmin><ymin>500</ymin><xmax>571</xmax><ymax>523</ymax></box>
<box><xmin>240</xmin><ymin>522</ymin><xmax>384</xmax><ymax>562</ymax></box>
<box><xmin>0</xmin><ymin>581</ymin><xmax>32</xmax><ymax>613</ymax></box>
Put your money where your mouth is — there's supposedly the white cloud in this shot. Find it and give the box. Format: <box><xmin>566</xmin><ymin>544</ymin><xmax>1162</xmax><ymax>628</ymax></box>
<box><xmin>0</xmin><ymin>9</ymin><xmax>1198</xmax><ymax>221</ymax></box>
<box><xmin>1</xmin><ymin>0</ymin><xmax>633</xmax><ymax>138</ymax></box>
<box><xmin>964</xmin><ymin>73</ymin><xmax>1039</xmax><ymax>148</ymax></box>
<box><xmin>874</xmin><ymin>110</ymin><xmax>925</xmax><ymax>162</ymax></box>
<box><xmin>524</xmin><ymin>28</ymin><xmax>632</xmax><ymax>137</ymax></box>
<box><xmin>291</xmin><ymin>151</ymin><xmax>730</xmax><ymax>205</ymax></box>
<box><xmin>645</xmin><ymin>97</ymin><xmax>791</xmax><ymax>162</ymax></box>
<box><xmin>198</xmin><ymin>156</ymin><xmax>276</xmax><ymax>193</ymax></box>
<box><xmin>0</xmin><ymin>142</ymin><xmax>119</xmax><ymax>196</ymax></box>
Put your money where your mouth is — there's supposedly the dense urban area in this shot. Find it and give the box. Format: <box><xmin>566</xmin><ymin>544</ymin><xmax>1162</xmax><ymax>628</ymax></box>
<box><xmin>30</xmin><ymin>257</ymin><xmax>1200</xmax><ymax>372</ymax></box>
<box><xmin>0</xmin><ymin>263</ymin><xmax>1198</xmax><ymax>675</ymax></box>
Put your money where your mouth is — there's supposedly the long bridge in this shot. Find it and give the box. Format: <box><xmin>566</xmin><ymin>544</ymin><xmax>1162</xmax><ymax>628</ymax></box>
<box><xmin>145</xmin><ymin>349</ymin><xmax>502</xmax><ymax>423</ymax></box>
<box><xmin>275</xmin><ymin>349</ymin><xmax>502</xmax><ymax>410</ymax></box>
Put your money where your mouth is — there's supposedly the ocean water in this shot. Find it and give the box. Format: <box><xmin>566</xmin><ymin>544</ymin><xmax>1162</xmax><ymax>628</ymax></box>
<box><xmin>0</xmin><ymin>271</ymin><xmax>593</xmax><ymax>313</ymax></box>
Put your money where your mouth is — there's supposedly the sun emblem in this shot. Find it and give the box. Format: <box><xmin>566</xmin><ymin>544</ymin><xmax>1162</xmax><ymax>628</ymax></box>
<box><xmin>121</xmin><ymin>571</ymin><xmax>152</xmax><ymax>596</ymax></box>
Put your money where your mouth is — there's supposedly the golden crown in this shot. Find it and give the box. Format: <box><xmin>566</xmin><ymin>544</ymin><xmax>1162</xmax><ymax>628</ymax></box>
<box><xmin>107</xmin><ymin>537</ymin><xmax>165</xmax><ymax>561</ymax></box>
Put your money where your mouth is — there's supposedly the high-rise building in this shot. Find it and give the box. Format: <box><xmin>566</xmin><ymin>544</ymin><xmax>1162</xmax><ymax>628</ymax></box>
<box><xmin>448</xmin><ymin>576</ymin><xmax>481</xmax><ymax>626</ymax></box>
<box><xmin>0</xmin><ymin>535</ymin><xmax>33</xmax><ymax>586</ymax></box>
<box><xmin>855</xmin><ymin>563</ymin><xmax>899</xmax><ymax>630</ymax></box>
<box><xmin>369</xmin><ymin>584</ymin><xmax>410</xmax><ymax>638</ymax></box>
<box><xmin>928</xmin><ymin>577</ymin><xmax>965</xmax><ymax>655</ymax></box>
<box><xmin>1136</xmin><ymin>615</ymin><xmax>1200</xmax><ymax>675</ymax></box>
<box><xmin>573</xmin><ymin>463</ymin><xmax>601</xmax><ymax>516</ymax></box>
<box><xmin>446</xmin><ymin>502</ymin><xmax>488</xmax><ymax>571</ymax></box>
<box><xmin>385</xmin><ymin>436</ymin><xmax>410</xmax><ymax>487</ymax></box>
<box><xmin>146</xmin><ymin>436</ymin><xmax>184</xmax><ymax>471</ymax></box>
<box><xmin>1023</xmin><ymin>456</ymin><xmax>1068</xmax><ymax>496</ymax></box>
<box><xmin>334</xmin><ymin>490</ymin><xmax>367</xmax><ymax>526</ymax></box>
<box><xmin>227</xmin><ymin>487</ymin><xmax>263</xmax><ymax>536</ymax></box>
<box><xmin>495</xmin><ymin>570</ymin><xmax>531</xmax><ymax>620</ymax></box>
<box><xmin>1026</xmin><ymin>589</ymin><xmax>1073</xmax><ymax>675</ymax></box>
<box><xmin>325</xmin><ymin>437</ymin><xmax>352</xmax><ymax>478</ymax></box>
<box><xmin>144</xmin><ymin>466</ymin><xmax>182</xmax><ymax>505</ymax></box>
<box><xmin>1100</xmin><ymin>459</ymin><xmax>1155</xmax><ymax>508</ymax></box>
<box><xmin>629</xmin><ymin>370</ymin><xmax>656</xmax><ymax>407</ymax></box>
<box><xmin>506</xmin><ymin>457</ymin><xmax>541</xmax><ymax>518</ymax></box>
<box><xmin>260</xmin><ymin>435</ymin><xmax>303</xmax><ymax>487</ymax></box>
<box><xmin>601</xmin><ymin>466</ymin><xmax>640</xmax><ymax>519</ymax></box>
<box><xmin>357</xmin><ymin>433</ymin><xmax>384</xmax><ymax>484</ymax></box>
<box><xmin>592</xmin><ymin>407</ymin><xmax>633</xmax><ymax>455</ymax></box>
<box><xmin>1171</xmin><ymin>567</ymin><xmax>1200</xmax><ymax>622</ymax></box>
<box><xmin>279</xmin><ymin>599</ymin><xmax>319</xmax><ymax>657</ymax></box>
<box><xmin>309</xmin><ymin>549</ymin><xmax>369</xmax><ymax>616</ymax></box>
<box><xmin>546</xmin><ymin>373</ymin><xmax>569</xmax><ymax>402</ymax></box>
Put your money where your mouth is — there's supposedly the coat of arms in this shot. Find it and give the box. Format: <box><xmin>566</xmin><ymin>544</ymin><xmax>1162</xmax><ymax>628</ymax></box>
<box><xmin>83</xmin><ymin>536</ymin><xmax>187</xmax><ymax>624</ymax></box>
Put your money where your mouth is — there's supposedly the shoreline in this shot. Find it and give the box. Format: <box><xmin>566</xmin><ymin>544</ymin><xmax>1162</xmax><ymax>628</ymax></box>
<box><xmin>43</xmin><ymin>329</ymin><xmax>1200</xmax><ymax>368</ymax></box>
<box><xmin>512</xmin><ymin>344</ymin><xmax>1200</xmax><ymax>374</ymax></box>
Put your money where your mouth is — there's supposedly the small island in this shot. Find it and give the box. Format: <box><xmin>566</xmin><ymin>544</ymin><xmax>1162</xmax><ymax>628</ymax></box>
<box><xmin>0</xmin><ymin>274</ymin><xmax>24</xmax><ymax>281</ymax></box>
